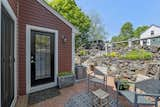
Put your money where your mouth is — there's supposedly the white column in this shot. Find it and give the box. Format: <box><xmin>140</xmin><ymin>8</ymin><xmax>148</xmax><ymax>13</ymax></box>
<box><xmin>147</xmin><ymin>39</ymin><xmax>151</xmax><ymax>46</ymax></box>
<box><xmin>140</xmin><ymin>40</ymin><xmax>143</xmax><ymax>46</ymax></box>
<box><xmin>111</xmin><ymin>43</ymin><xmax>113</xmax><ymax>52</ymax></box>
<box><xmin>105</xmin><ymin>43</ymin><xmax>108</xmax><ymax>54</ymax></box>
<box><xmin>128</xmin><ymin>40</ymin><xmax>132</xmax><ymax>48</ymax></box>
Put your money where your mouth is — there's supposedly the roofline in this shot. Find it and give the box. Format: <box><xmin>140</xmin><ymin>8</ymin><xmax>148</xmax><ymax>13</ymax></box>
<box><xmin>37</xmin><ymin>0</ymin><xmax>78</xmax><ymax>33</ymax></box>
<box><xmin>150</xmin><ymin>24</ymin><xmax>160</xmax><ymax>28</ymax></box>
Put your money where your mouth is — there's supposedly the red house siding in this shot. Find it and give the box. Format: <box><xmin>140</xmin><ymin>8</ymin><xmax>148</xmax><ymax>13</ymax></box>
<box><xmin>17</xmin><ymin>0</ymin><xmax>72</xmax><ymax>95</ymax></box>
<box><xmin>8</xmin><ymin>0</ymin><xmax>17</xmax><ymax>15</ymax></box>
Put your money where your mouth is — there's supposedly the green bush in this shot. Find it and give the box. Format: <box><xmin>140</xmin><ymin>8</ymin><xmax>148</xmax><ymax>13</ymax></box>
<box><xmin>121</xmin><ymin>49</ymin><xmax>153</xmax><ymax>60</ymax></box>
<box><xmin>58</xmin><ymin>72</ymin><xmax>73</xmax><ymax>77</ymax></box>
<box><xmin>104</xmin><ymin>52</ymin><xmax>120</xmax><ymax>58</ymax></box>
<box><xmin>79</xmin><ymin>50</ymin><xmax>87</xmax><ymax>56</ymax></box>
<box><xmin>119</xmin><ymin>80</ymin><xmax>130</xmax><ymax>90</ymax></box>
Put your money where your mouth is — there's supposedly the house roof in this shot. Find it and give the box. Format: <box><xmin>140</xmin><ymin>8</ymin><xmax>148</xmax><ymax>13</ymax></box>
<box><xmin>37</xmin><ymin>0</ymin><xmax>78</xmax><ymax>33</ymax></box>
<box><xmin>150</xmin><ymin>24</ymin><xmax>160</xmax><ymax>28</ymax></box>
<box><xmin>140</xmin><ymin>24</ymin><xmax>160</xmax><ymax>39</ymax></box>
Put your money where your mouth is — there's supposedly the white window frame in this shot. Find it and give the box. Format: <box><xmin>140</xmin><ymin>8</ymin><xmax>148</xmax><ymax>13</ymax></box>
<box><xmin>26</xmin><ymin>25</ymin><xmax>58</xmax><ymax>94</ymax></box>
<box><xmin>1</xmin><ymin>0</ymin><xmax>18</xmax><ymax>107</ymax></box>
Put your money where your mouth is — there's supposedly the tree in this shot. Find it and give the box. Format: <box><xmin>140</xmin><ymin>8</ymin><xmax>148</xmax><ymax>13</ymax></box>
<box><xmin>119</xmin><ymin>22</ymin><xmax>134</xmax><ymax>40</ymax></box>
<box><xmin>88</xmin><ymin>12</ymin><xmax>107</xmax><ymax>41</ymax></box>
<box><xmin>134</xmin><ymin>26</ymin><xmax>149</xmax><ymax>38</ymax></box>
<box><xmin>111</xmin><ymin>36</ymin><xmax>120</xmax><ymax>42</ymax></box>
<box><xmin>45</xmin><ymin>0</ymin><xmax>91</xmax><ymax>49</ymax></box>
<box><xmin>111</xmin><ymin>22</ymin><xmax>137</xmax><ymax>42</ymax></box>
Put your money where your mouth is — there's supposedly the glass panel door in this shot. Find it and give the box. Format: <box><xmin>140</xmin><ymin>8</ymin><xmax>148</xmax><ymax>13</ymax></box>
<box><xmin>1</xmin><ymin>5</ymin><xmax>15</xmax><ymax>107</ymax></box>
<box><xmin>31</xmin><ymin>30</ymin><xmax>55</xmax><ymax>86</ymax></box>
<box><xmin>35</xmin><ymin>35</ymin><xmax>51</xmax><ymax>80</ymax></box>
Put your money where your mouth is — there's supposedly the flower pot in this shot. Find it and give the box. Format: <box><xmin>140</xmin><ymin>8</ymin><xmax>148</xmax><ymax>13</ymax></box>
<box><xmin>58</xmin><ymin>75</ymin><xmax>75</xmax><ymax>88</ymax></box>
<box><xmin>75</xmin><ymin>65</ymin><xmax>87</xmax><ymax>80</ymax></box>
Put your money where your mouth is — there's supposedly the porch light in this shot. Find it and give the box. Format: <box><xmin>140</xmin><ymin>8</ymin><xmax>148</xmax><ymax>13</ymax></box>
<box><xmin>62</xmin><ymin>35</ymin><xmax>67</xmax><ymax>43</ymax></box>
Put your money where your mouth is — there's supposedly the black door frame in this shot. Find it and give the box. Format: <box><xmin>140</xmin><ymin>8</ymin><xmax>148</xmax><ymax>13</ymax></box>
<box><xmin>0</xmin><ymin>1</ymin><xmax>17</xmax><ymax>107</ymax></box>
<box><xmin>31</xmin><ymin>30</ymin><xmax>55</xmax><ymax>86</ymax></box>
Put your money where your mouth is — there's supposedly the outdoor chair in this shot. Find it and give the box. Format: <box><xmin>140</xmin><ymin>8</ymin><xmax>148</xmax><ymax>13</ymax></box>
<box><xmin>87</xmin><ymin>65</ymin><xmax>107</xmax><ymax>92</ymax></box>
<box><xmin>117</xmin><ymin>74</ymin><xmax>160</xmax><ymax>107</ymax></box>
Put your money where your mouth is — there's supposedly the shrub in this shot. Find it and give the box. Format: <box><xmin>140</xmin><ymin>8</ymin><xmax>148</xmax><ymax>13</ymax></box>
<box><xmin>79</xmin><ymin>50</ymin><xmax>87</xmax><ymax>56</ymax></box>
<box><xmin>104</xmin><ymin>52</ymin><xmax>120</xmax><ymax>58</ymax></box>
<box><xmin>58</xmin><ymin>72</ymin><xmax>73</xmax><ymax>77</ymax></box>
<box><xmin>122</xmin><ymin>49</ymin><xmax>153</xmax><ymax>60</ymax></box>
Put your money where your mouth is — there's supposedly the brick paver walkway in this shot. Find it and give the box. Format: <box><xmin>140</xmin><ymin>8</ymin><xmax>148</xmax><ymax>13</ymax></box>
<box><xmin>15</xmin><ymin>77</ymin><xmax>156</xmax><ymax>107</ymax></box>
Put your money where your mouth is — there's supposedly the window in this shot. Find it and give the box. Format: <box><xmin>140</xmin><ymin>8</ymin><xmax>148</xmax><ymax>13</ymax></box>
<box><xmin>151</xmin><ymin>30</ymin><xmax>154</xmax><ymax>35</ymax></box>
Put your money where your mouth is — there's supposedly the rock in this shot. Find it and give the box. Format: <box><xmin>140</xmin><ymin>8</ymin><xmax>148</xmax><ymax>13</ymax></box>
<box><xmin>150</xmin><ymin>46</ymin><xmax>159</xmax><ymax>53</ymax></box>
<box><xmin>77</xmin><ymin>45</ymin><xmax>160</xmax><ymax>81</ymax></box>
<box><xmin>80</xmin><ymin>56</ymin><xmax>90</xmax><ymax>63</ymax></box>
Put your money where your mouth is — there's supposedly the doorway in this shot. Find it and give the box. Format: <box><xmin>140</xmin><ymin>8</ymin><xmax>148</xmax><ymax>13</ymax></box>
<box><xmin>1</xmin><ymin>5</ymin><xmax>15</xmax><ymax>107</ymax></box>
<box><xmin>31</xmin><ymin>30</ymin><xmax>55</xmax><ymax>86</ymax></box>
<box><xmin>26</xmin><ymin>25</ymin><xmax>58</xmax><ymax>94</ymax></box>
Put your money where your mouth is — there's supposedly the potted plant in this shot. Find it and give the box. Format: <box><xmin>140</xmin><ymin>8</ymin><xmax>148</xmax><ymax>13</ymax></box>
<box><xmin>58</xmin><ymin>71</ymin><xmax>75</xmax><ymax>88</ymax></box>
<box><xmin>114</xmin><ymin>75</ymin><xmax>130</xmax><ymax>90</ymax></box>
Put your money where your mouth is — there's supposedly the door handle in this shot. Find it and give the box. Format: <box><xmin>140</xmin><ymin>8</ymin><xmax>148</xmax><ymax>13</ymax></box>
<box><xmin>31</xmin><ymin>56</ymin><xmax>35</xmax><ymax>63</ymax></box>
<box><xmin>31</xmin><ymin>56</ymin><xmax>34</xmax><ymax>59</ymax></box>
<box><xmin>9</xmin><ymin>56</ymin><xmax>15</xmax><ymax>63</ymax></box>
<box><xmin>31</xmin><ymin>60</ymin><xmax>35</xmax><ymax>63</ymax></box>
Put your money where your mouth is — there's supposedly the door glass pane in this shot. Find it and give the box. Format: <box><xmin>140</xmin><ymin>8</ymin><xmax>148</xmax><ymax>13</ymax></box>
<box><xmin>35</xmin><ymin>34</ymin><xmax>51</xmax><ymax>80</ymax></box>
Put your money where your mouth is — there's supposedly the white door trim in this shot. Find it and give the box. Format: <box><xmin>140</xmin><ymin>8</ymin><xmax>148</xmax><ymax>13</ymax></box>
<box><xmin>26</xmin><ymin>25</ymin><xmax>58</xmax><ymax>94</ymax></box>
<box><xmin>1</xmin><ymin>0</ymin><xmax>18</xmax><ymax>107</ymax></box>
<box><xmin>72</xmin><ymin>32</ymin><xmax>75</xmax><ymax>73</ymax></box>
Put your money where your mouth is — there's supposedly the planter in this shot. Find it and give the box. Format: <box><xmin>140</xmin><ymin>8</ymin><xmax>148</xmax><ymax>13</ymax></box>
<box><xmin>75</xmin><ymin>65</ymin><xmax>87</xmax><ymax>80</ymax></box>
<box><xmin>58</xmin><ymin>75</ymin><xmax>75</xmax><ymax>88</ymax></box>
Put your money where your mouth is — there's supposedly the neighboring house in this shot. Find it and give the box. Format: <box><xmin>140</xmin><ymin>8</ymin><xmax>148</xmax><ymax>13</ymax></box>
<box><xmin>140</xmin><ymin>25</ymin><xmax>160</xmax><ymax>46</ymax></box>
<box><xmin>0</xmin><ymin>0</ymin><xmax>77</xmax><ymax>107</ymax></box>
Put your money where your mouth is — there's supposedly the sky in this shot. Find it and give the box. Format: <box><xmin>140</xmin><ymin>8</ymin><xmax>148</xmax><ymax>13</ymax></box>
<box><xmin>75</xmin><ymin>0</ymin><xmax>160</xmax><ymax>40</ymax></box>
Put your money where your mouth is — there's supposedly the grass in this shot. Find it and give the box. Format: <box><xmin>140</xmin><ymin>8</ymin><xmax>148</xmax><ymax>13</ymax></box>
<box><xmin>121</xmin><ymin>49</ymin><xmax>153</xmax><ymax>60</ymax></box>
<box><xmin>104</xmin><ymin>49</ymin><xmax>153</xmax><ymax>60</ymax></box>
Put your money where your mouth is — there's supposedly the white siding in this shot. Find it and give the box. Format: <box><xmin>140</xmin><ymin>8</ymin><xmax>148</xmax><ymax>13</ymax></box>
<box><xmin>140</xmin><ymin>26</ymin><xmax>160</xmax><ymax>39</ymax></box>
